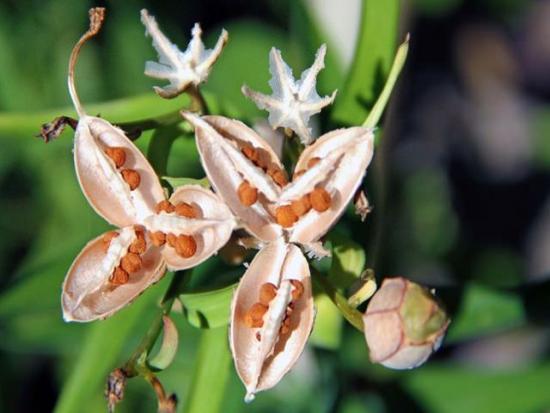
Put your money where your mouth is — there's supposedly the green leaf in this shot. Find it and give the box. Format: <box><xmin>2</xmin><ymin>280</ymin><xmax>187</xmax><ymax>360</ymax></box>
<box><xmin>162</xmin><ymin>176</ymin><xmax>210</xmax><ymax>190</ymax></box>
<box><xmin>403</xmin><ymin>363</ymin><xmax>550</xmax><ymax>413</ymax></box>
<box><xmin>363</xmin><ymin>36</ymin><xmax>409</xmax><ymax>128</ymax></box>
<box><xmin>327</xmin><ymin>232</ymin><xmax>366</xmax><ymax>289</ymax></box>
<box><xmin>310</xmin><ymin>294</ymin><xmax>343</xmax><ymax>349</ymax></box>
<box><xmin>53</xmin><ymin>279</ymin><xmax>167</xmax><ymax>413</ymax></box>
<box><xmin>179</xmin><ymin>283</ymin><xmax>236</xmax><ymax>329</ymax></box>
<box><xmin>446</xmin><ymin>283</ymin><xmax>525</xmax><ymax>343</ymax></box>
<box><xmin>183</xmin><ymin>327</ymin><xmax>231</xmax><ymax>413</ymax></box>
<box><xmin>147</xmin><ymin>126</ymin><xmax>183</xmax><ymax>176</ymax></box>
<box><xmin>148</xmin><ymin>316</ymin><xmax>179</xmax><ymax>371</ymax></box>
<box><xmin>331</xmin><ymin>0</ymin><xmax>400</xmax><ymax>126</ymax></box>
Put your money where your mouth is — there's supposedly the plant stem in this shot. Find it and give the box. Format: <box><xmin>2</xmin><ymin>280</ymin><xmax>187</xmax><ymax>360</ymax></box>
<box><xmin>311</xmin><ymin>269</ymin><xmax>364</xmax><ymax>331</ymax></box>
<box><xmin>187</xmin><ymin>85</ymin><xmax>209</xmax><ymax>115</ymax></box>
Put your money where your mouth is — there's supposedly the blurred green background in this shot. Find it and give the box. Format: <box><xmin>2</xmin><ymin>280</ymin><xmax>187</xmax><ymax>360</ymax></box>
<box><xmin>1</xmin><ymin>0</ymin><xmax>550</xmax><ymax>412</ymax></box>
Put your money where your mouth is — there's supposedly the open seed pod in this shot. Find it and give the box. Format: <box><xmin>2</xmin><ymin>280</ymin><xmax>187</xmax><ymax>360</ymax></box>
<box><xmin>184</xmin><ymin>113</ymin><xmax>374</xmax><ymax>247</ymax></box>
<box><xmin>75</xmin><ymin>116</ymin><xmax>165</xmax><ymax>227</ymax></box>
<box><xmin>144</xmin><ymin>185</ymin><xmax>236</xmax><ymax>270</ymax></box>
<box><xmin>62</xmin><ymin>226</ymin><xmax>166</xmax><ymax>322</ymax></box>
<box><xmin>230</xmin><ymin>239</ymin><xmax>314</xmax><ymax>401</ymax></box>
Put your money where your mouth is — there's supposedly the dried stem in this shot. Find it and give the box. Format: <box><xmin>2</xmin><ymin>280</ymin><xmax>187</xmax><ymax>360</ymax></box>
<box><xmin>68</xmin><ymin>7</ymin><xmax>106</xmax><ymax>117</ymax></box>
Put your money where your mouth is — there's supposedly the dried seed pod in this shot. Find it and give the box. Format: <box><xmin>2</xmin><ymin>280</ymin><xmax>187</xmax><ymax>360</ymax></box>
<box><xmin>120</xmin><ymin>253</ymin><xmax>142</xmax><ymax>273</ymax></box>
<box><xmin>62</xmin><ymin>227</ymin><xmax>166</xmax><ymax>322</ymax></box>
<box><xmin>293</xmin><ymin>169</ymin><xmax>305</xmax><ymax>180</ymax></box>
<box><xmin>275</xmin><ymin>205</ymin><xmax>298</xmax><ymax>228</ymax></box>
<box><xmin>174</xmin><ymin>235</ymin><xmax>197</xmax><ymax>258</ymax></box>
<box><xmin>151</xmin><ymin>231</ymin><xmax>166</xmax><ymax>247</ymax></box>
<box><xmin>309</xmin><ymin>188</ymin><xmax>331</xmax><ymax>212</ymax></box>
<box><xmin>156</xmin><ymin>200</ymin><xmax>175</xmax><ymax>214</ymax></box>
<box><xmin>244</xmin><ymin>303</ymin><xmax>268</xmax><ymax>328</ymax></box>
<box><xmin>259</xmin><ymin>283</ymin><xmax>278</xmax><ymax>305</ymax></box>
<box><xmin>175</xmin><ymin>202</ymin><xmax>197</xmax><ymax>218</ymax></box>
<box><xmin>290</xmin><ymin>195</ymin><xmax>311</xmax><ymax>217</ymax></box>
<box><xmin>238</xmin><ymin>181</ymin><xmax>258</xmax><ymax>206</ymax></box>
<box><xmin>307</xmin><ymin>157</ymin><xmax>320</xmax><ymax>169</ymax></box>
<box><xmin>121</xmin><ymin>169</ymin><xmax>141</xmax><ymax>190</ymax></box>
<box><xmin>230</xmin><ymin>240</ymin><xmax>314</xmax><ymax>402</ymax></box>
<box><xmin>104</xmin><ymin>147</ymin><xmax>126</xmax><ymax>168</ymax></box>
<box><xmin>186</xmin><ymin>114</ymin><xmax>284</xmax><ymax>242</ymax></box>
<box><xmin>110</xmin><ymin>267</ymin><xmax>129</xmax><ymax>285</ymax></box>
<box><xmin>363</xmin><ymin>277</ymin><xmax>450</xmax><ymax>370</ymax></box>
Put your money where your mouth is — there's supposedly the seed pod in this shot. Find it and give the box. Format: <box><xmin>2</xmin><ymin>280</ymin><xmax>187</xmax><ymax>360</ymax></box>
<box><xmin>74</xmin><ymin>116</ymin><xmax>165</xmax><ymax>227</ymax></box>
<box><xmin>62</xmin><ymin>227</ymin><xmax>166</xmax><ymax>322</ymax></box>
<box><xmin>230</xmin><ymin>240</ymin><xmax>314</xmax><ymax>402</ymax></box>
<box><xmin>307</xmin><ymin>157</ymin><xmax>320</xmax><ymax>168</ymax></box>
<box><xmin>102</xmin><ymin>231</ymin><xmax>119</xmax><ymax>252</ymax></box>
<box><xmin>363</xmin><ymin>277</ymin><xmax>450</xmax><ymax>370</ymax></box>
<box><xmin>238</xmin><ymin>181</ymin><xmax>258</xmax><ymax>206</ymax></box>
<box><xmin>104</xmin><ymin>147</ymin><xmax>126</xmax><ymax>168</ymax></box>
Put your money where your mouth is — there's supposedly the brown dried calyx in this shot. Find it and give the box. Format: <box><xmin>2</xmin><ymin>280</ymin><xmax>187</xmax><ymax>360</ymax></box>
<box><xmin>238</xmin><ymin>180</ymin><xmax>258</xmax><ymax>206</ymax></box>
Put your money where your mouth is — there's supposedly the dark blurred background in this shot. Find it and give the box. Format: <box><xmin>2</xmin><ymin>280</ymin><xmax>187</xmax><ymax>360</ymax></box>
<box><xmin>0</xmin><ymin>0</ymin><xmax>549</xmax><ymax>412</ymax></box>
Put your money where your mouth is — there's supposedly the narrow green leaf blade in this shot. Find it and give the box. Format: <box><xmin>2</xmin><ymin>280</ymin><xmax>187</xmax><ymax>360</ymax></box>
<box><xmin>183</xmin><ymin>327</ymin><xmax>231</xmax><ymax>413</ymax></box>
<box><xmin>162</xmin><ymin>176</ymin><xmax>210</xmax><ymax>190</ymax></box>
<box><xmin>331</xmin><ymin>0</ymin><xmax>400</xmax><ymax>126</ymax></box>
<box><xmin>179</xmin><ymin>283</ymin><xmax>236</xmax><ymax>329</ymax></box>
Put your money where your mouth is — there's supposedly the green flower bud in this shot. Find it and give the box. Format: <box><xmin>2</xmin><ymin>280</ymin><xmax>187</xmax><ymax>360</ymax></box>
<box><xmin>363</xmin><ymin>277</ymin><xmax>449</xmax><ymax>369</ymax></box>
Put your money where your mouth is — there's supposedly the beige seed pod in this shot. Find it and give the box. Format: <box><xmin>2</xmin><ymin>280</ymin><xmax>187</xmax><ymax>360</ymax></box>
<box><xmin>230</xmin><ymin>240</ymin><xmax>314</xmax><ymax>402</ymax></box>
<box><xmin>363</xmin><ymin>277</ymin><xmax>450</xmax><ymax>369</ymax></box>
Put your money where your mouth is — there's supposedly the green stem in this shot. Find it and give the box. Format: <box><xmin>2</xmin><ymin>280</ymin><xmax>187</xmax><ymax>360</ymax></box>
<box><xmin>187</xmin><ymin>85</ymin><xmax>209</xmax><ymax>115</ymax></box>
<box><xmin>311</xmin><ymin>269</ymin><xmax>364</xmax><ymax>332</ymax></box>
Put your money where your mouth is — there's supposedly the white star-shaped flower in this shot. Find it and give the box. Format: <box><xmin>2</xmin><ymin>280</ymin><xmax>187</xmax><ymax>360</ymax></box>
<box><xmin>242</xmin><ymin>44</ymin><xmax>337</xmax><ymax>145</ymax></box>
<box><xmin>140</xmin><ymin>9</ymin><xmax>228</xmax><ymax>98</ymax></box>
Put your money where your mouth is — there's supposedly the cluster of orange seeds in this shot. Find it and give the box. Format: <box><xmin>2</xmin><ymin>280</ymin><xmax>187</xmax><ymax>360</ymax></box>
<box><xmin>104</xmin><ymin>146</ymin><xmax>141</xmax><ymax>190</ymax></box>
<box><xmin>237</xmin><ymin>144</ymin><xmax>289</xmax><ymax>207</ymax></box>
<box><xmin>103</xmin><ymin>227</ymin><xmax>147</xmax><ymax>286</ymax></box>
<box><xmin>244</xmin><ymin>279</ymin><xmax>304</xmax><ymax>340</ymax></box>
<box><xmin>274</xmin><ymin>157</ymin><xmax>332</xmax><ymax>228</ymax></box>
<box><xmin>152</xmin><ymin>200</ymin><xmax>198</xmax><ymax>258</ymax></box>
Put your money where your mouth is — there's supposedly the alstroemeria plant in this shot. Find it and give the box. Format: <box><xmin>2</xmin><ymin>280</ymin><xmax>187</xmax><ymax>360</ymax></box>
<box><xmin>45</xmin><ymin>6</ymin><xmax>448</xmax><ymax>411</ymax></box>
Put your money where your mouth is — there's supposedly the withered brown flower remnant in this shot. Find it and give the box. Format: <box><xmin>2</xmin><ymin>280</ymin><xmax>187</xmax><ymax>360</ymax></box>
<box><xmin>363</xmin><ymin>277</ymin><xmax>450</xmax><ymax>369</ymax></box>
<box><xmin>61</xmin><ymin>8</ymin><xmax>235</xmax><ymax>322</ymax></box>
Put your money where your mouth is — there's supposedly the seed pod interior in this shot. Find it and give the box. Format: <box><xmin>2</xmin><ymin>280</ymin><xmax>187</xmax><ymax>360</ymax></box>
<box><xmin>74</xmin><ymin>116</ymin><xmax>165</xmax><ymax>227</ymax></box>
<box><xmin>230</xmin><ymin>240</ymin><xmax>314</xmax><ymax>401</ymax></box>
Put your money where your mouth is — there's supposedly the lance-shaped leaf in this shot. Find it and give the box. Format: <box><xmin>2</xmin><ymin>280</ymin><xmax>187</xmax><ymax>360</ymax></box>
<box><xmin>144</xmin><ymin>185</ymin><xmax>236</xmax><ymax>270</ymax></box>
<box><xmin>185</xmin><ymin>113</ymin><xmax>284</xmax><ymax>242</ymax></box>
<box><xmin>141</xmin><ymin>9</ymin><xmax>228</xmax><ymax>98</ymax></box>
<box><xmin>75</xmin><ymin>116</ymin><xmax>165</xmax><ymax>227</ymax></box>
<box><xmin>62</xmin><ymin>227</ymin><xmax>166</xmax><ymax>322</ymax></box>
<box><xmin>230</xmin><ymin>239</ymin><xmax>314</xmax><ymax>402</ymax></box>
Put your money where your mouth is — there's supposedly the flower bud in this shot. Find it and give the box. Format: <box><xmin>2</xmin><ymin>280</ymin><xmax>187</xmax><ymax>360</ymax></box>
<box><xmin>363</xmin><ymin>277</ymin><xmax>449</xmax><ymax>369</ymax></box>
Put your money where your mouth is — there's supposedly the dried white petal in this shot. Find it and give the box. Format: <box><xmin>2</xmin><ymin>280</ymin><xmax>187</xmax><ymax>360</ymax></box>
<box><xmin>141</xmin><ymin>9</ymin><xmax>228</xmax><ymax>98</ymax></box>
<box><xmin>242</xmin><ymin>45</ymin><xmax>336</xmax><ymax>144</ymax></box>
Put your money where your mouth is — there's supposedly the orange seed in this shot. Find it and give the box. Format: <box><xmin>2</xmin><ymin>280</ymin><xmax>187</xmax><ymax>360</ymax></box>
<box><xmin>175</xmin><ymin>202</ymin><xmax>197</xmax><ymax>218</ymax></box>
<box><xmin>259</xmin><ymin>282</ymin><xmax>278</xmax><ymax>305</ymax></box>
<box><xmin>121</xmin><ymin>169</ymin><xmax>140</xmax><ymax>190</ymax></box>
<box><xmin>155</xmin><ymin>200</ymin><xmax>175</xmax><ymax>214</ymax></box>
<box><xmin>174</xmin><ymin>235</ymin><xmax>197</xmax><ymax>258</ymax></box>
<box><xmin>105</xmin><ymin>147</ymin><xmax>126</xmax><ymax>168</ymax></box>
<box><xmin>151</xmin><ymin>231</ymin><xmax>166</xmax><ymax>247</ymax></box>
<box><xmin>268</xmin><ymin>167</ymin><xmax>288</xmax><ymax>187</ymax></box>
<box><xmin>244</xmin><ymin>302</ymin><xmax>268</xmax><ymax>328</ymax></box>
<box><xmin>166</xmin><ymin>233</ymin><xmax>177</xmax><ymax>247</ymax></box>
<box><xmin>129</xmin><ymin>231</ymin><xmax>146</xmax><ymax>254</ymax></box>
<box><xmin>290</xmin><ymin>195</ymin><xmax>311</xmax><ymax>217</ymax></box>
<box><xmin>275</xmin><ymin>205</ymin><xmax>298</xmax><ymax>228</ymax></box>
<box><xmin>241</xmin><ymin>145</ymin><xmax>259</xmax><ymax>163</ymax></box>
<box><xmin>120</xmin><ymin>253</ymin><xmax>142</xmax><ymax>274</ymax></box>
<box><xmin>237</xmin><ymin>181</ymin><xmax>258</xmax><ymax>206</ymax></box>
<box><xmin>110</xmin><ymin>267</ymin><xmax>129</xmax><ymax>285</ymax></box>
<box><xmin>290</xmin><ymin>279</ymin><xmax>304</xmax><ymax>300</ymax></box>
<box><xmin>307</xmin><ymin>157</ymin><xmax>321</xmax><ymax>169</ymax></box>
<box><xmin>309</xmin><ymin>187</ymin><xmax>331</xmax><ymax>212</ymax></box>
